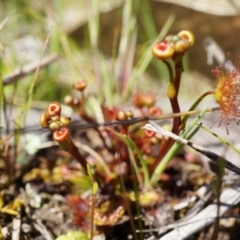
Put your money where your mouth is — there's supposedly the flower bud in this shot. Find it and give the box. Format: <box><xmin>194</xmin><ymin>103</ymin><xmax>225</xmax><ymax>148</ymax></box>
<box><xmin>126</xmin><ymin>111</ymin><xmax>134</xmax><ymax>119</ymax></box>
<box><xmin>143</xmin><ymin>95</ymin><xmax>156</xmax><ymax>108</ymax></box>
<box><xmin>174</xmin><ymin>39</ymin><xmax>191</xmax><ymax>53</ymax></box>
<box><xmin>178</xmin><ymin>30</ymin><xmax>194</xmax><ymax>46</ymax></box>
<box><xmin>152</xmin><ymin>41</ymin><xmax>174</xmax><ymax>60</ymax></box>
<box><xmin>47</xmin><ymin>101</ymin><xmax>61</xmax><ymax>116</ymax></box>
<box><xmin>132</xmin><ymin>92</ymin><xmax>156</xmax><ymax>108</ymax></box>
<box><xmin>64</xmin><ymin>95</ymin><xmax>74</xmax><ymax>106</ymax></box>
<box><xmin>49</xmin><ymin>121</ymin><xmax>62</xmax><ymax>131</ymax></box>
<box><xmin>51</xmin><ymin>115</ymin><xmax>60</xmax><ymax>122</ymax></box>
<box><xmin>60</xmin><ymin>116</ymin><xmax>71</xmax><ymax>127</ymax></box>
<box><xmin>39</xmin><ymin>112</ymin><xmax>50</xmax><ymax>128</ymax></box>
<box><xmin>73</xmin><ymin>80</ymin><xmax>87</xmax><ymax>91</ymax></box>
<box><xmin>53</xmin><ymin>128</ymin><xmax>70</xmax><ymax>142</ymax></box>
<box><xmin>116</xmin><ymin>110</ymin><xmax>127</xmax><ymax>121</ymax></box>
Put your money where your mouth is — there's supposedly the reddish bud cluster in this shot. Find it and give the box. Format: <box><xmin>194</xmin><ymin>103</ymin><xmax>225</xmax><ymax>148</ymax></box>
<box><xmin>152</xmin><ymin>30</ymin><xmax>194</xmax><ymax>61</ymax></box>
<box><xmin>116</xmin><ymin>110</ymin><xmax>134</xmax><ymax>121</ymax></box>
<box><xmin>132</xmin><ymin>92</ymin><xmax>156</xmax><ymax>109</ymax></box>
<box><xmin>39</xmin><ymin>101</ymin><xmax>72</xmax><ymax>141</ymax></box>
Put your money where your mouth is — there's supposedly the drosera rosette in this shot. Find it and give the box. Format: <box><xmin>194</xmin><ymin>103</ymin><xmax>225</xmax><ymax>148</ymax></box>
<box><xmin>212</xmin><ymin>58</ymin><xmax>240</xmax><ymax>134</ymax></box>
<box><xmin>39</xmin><ymin>101</ymin><xmax>88</xmax><ymax>173</ymax></box>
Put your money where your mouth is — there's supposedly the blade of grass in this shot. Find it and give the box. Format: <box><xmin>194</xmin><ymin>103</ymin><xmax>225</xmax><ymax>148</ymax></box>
<box><xmin>120</xmin><ymin>18</ymin><xmax>137</xmax><ymax>94</ymax></box>
<box><xmin>199</xmin><ymin>124</ymin><xmax>240</xmax><ymax>155</ymax></box>
<box><xmin>13</xmin><ymin>32</ymin><xmax>51</xmax><ymax>165</ymax></box>
<box><xmin>60</xmin><ymin>33</ymin><xmax>81</xmax><ymax>73</ymax></box>
<box><xmin>121</xmin><ymin>14</ymin><xmax>175</xmax><ymax>102</ymax></box>
<box><xmin>114</xmin><ymin>0</ymin><xmax>133</xmax><ymax>83</ymax></box>
<box><xmin>18</xmin><ymin>32</ymin><xmax>50</xmax><ymax>126</ymax></box>
<box><xmin>120</xmin><ymin>19</ymin><xmax>137</xmax><ymax>93</ymax></box>
<box><xmin>127</xmin><ymin>144</ymin><xmax>143</xmax><ymax>189</ymax></box>
<box><xmin>137</xmin><ymin>0</ymin><xmax>168</xmax><ymax>80</ymax></box>
<box><xmin>76</xmin><ymin>142</ymin><xmax>114</xmax><ymax>179</ymax></box>
<box><xmin>138</xmin><ymin>0</ymin><xmax>158</xmax><ymax>38</ymax></box>
<box><xmin>126</xmin><ymin>142</ymin><xmax>144</xmax><ymax>240</ymax></box>
<box><xmin>87</xmin><ymin>0</ymin><xmax>99</xmax><ymax>49</ymax></box>
<box><xmin>112</xmin><ymin>131</ymin><xmax>150</xmax><ymax>189</ymax></box>
<box><xmin>99</xmin><ymin>53</ymin><xmax>114</xmax><ymax>107</ymax></box>
<box><xmin>123</xmin><ymin>135</ymin><xmax>151</xmax><ymax>189</ymax></box>
<box><xmin>87</xmin><ymin>0</ymin><xmax>101</xmax><ymax>88</ymax></box>
<box><xmin>0</xmin><ymin>12</ymin><xmax>13</xmax><ymax>31</ymax></box>
<box><xmin>119</xmin><ymin>173</ymin><xmax>139</xmax><ymax>240</ymax></box>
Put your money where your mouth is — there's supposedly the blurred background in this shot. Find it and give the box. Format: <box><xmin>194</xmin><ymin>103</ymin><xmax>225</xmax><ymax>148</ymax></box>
<box><xmin>1</xmin><ymin>0</ymin><xmax>240</xmax><ymax>105</ymax></box>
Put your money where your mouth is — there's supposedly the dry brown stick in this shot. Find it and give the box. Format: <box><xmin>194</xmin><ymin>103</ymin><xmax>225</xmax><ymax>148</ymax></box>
<box><xmin>3</xmin><ymin>54</ymin><xmax>58</xmax><ymax>86</ymax></box>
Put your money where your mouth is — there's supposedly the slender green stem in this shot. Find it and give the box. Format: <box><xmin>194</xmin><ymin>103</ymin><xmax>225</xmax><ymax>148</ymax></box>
<box><xmin>90</xmin><ymin>188</ymin><xmax>96</xmax><ymax>240</ymax></box>
<box><xmin>124</xmin><ymin>136</ymin><xmax>151</xmax><ymax>189</ymax></box>
<box><xmin>200</xmin><ymin>124</ymin><xmax>240</xmax><ymax>155</ymax></box>
<box><xmin>127</xmin><ymin>145</ymin><xmax>143</xmax><ymax>189</ymax></box>
<box><xmin>87</xmin><ymin>164</ymin><xmax>98</xmax><ymax>240</ymax></box>
<box><xmin>110</xmin><ymin>129</ymin><xmax>150</xmax><ymax>189</ymax></box>
<box><xmin>181</xmin><ymin>90</ymin><xmax>215</xmax><ymax>129</ymax></box>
